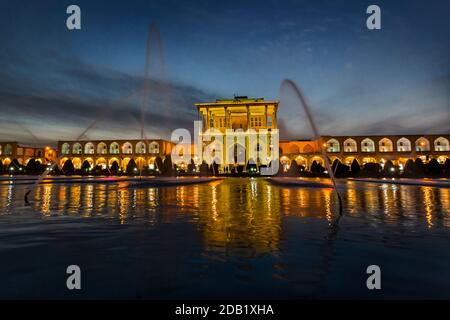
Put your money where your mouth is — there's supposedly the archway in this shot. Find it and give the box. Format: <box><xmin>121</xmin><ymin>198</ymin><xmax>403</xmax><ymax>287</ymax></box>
<box><xmin>343</xmin><ymin>138</ymin><xmax>357</xmax><ymax>152</ymax></box>
<box><xmin>434</xmin><ymin>137</ymin><xmax>449</xmax><ymax>151</ymax></box>
<box><xmin>379</xmin><ymin>138</ymin><xmax>393</xmax><ymax>152</ymax></box>
<box><xmin>396</xmin><ymin>137</ymin><xmax>412</xmax><ymax>152</ymax></box>
<box><xmin>361</xmin><ymin>138</ymin><xmax>375</xmax><ymax>152</ymax></box>
<box><xmin>415</xmin><ymin>137</ymin><xmax>430</xmax><ymax>151</ymax></box>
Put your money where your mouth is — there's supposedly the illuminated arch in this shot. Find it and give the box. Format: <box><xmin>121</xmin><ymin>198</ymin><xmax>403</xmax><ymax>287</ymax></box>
<box><xmin>362</xmin><ymin>157</ymin><xmax>377</xmax><ymax>164</ymax></box>
<box><xmin>4</xmin><ymin>144</ymin><xmax>13</xmax><ymax>155</ymax></box>
<box><xmin>289</xmin><ymin>145</ymin><xmax>300</xmax><ymax>154</ymax></box>
<box><xmin>149</xmin><ymin>141</ymin><xmax>159</xmax><ymax>154</ymax></box>
<box><xmin>0</xmin><ymin>144</ymin><xmax>2</xmax><ymax>155</ymax></box>
<box><xmin>84</xmin><ymin>142</ymin><xmax>95</xmax><ymax>154</ymax></box>
<box><xmin>434</xmin><ymin>137</ymin><xmax>449</xmax><ymax>151</ymax></box>
<box><xmin>343</xmin><ymin>138</ymin><xmax>357</xmax><ymax>152</ymax></box>
<box><xmin>84</xmin><ymin>157</ymin><xmax>94</xmax><ymax>167</ymax></box>
<box><xmin>437</xmin><ymin>156</ymin><xmax>448</xmax><ymax>164</ymax></box>
<box><xmin>108</xmin><ymin>157</ymin><xmax>120</xmax><ymax>167</ymax></box>
<box><xmin>136</xmin><ymin>141</ymin><xmax>146</xmax><ymax>154</ymax></box>
<box><xmin>61</xmin><ymin>143</ymin><xmax>70</xmax><ymax>155</ymax></box>
<box><xmin>122</xmin><ymin>157</ymin><xmax>131</xmax><ymax>170</ymax></box>
<box><xmin>361</xmin><ymin>138</ymin><xmax>375</xmax><ymax>152</ymax></box>
<box><xmin>396</xmin><ymin>137</ymin><xmax>411</xmax><ymax>152</ymax></box>
<box><xmin>280</xmin><ymin>156</ymin><xmax>291</xmax><ymax>172</ymax></box>
<box><xmin>415</xmin><ymin>137</ymin><xmax>430</xmax><ymax>151</ymax></box>
<box><xmin>379</xmin><ymin>138</ymin><xmax>393</xmax><ymax>152</ymax></box>
<box><xmin>72</xmin><ymin>143</ymin><xmax>82</xmax><ymax>154</ymax></box>
<box><xmin>109</xmin><ymin>142</ymin><xmax>119</xmax><ymax>154</ymax></box>
<box><xmin>2</xmin><ymin>157</ymin><xmax>11</xmax><ymax>166</ymax></box>
<box><xmin>294</xmin><ymin>155</ymin><xmax>307</xmax><ymax>167</ymax></box>
<box><xmin>97</xmin><ymin>142</ymin><xmax>107</xmax><ymax>154</ymax></box>
<box><xmin>303</xmin><ymin>144</ymin><xmax>314</xmax><ymax>153</ymax></box>
<box><xmin>135</xmin><ymin>157</ymin><xmax>146</xmax><ymax>169</ymax></box>
<box><xmin>72</xmin><ymin>157</ymin><xmax>82</xmax><ymax>169</ymax></box>
<box><xmin>96</xmin><ymin>157</ymin><xmax>107</xmax><ymax>169</ymax></box>
<box><xmin>60</xmin><ymin>157</ymin><xmax>69</xmax><ymax>167</ymax></box>
<box><xmin>310</xmin><ymin>156</ymin><xmax>324</xmax><ymax>166</ymax></box>
<box><xmin>344</xmin><ymin>156</ymin><xmax>356</xmax><ymax>165</ymax></box>
<box><xmin>122</xmin><ymin>142</ymin><xmax>133</xmax><ymax>154</ymax></box>
<box><xmin>326</xmin><ymin>138</ymin><xmax>340</xmax><ymax>152</ymax></box>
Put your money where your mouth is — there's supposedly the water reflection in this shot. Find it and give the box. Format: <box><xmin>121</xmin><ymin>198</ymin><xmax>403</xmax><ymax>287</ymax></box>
<box><xmin>0</xmin><ymin>178</ymin><xmax>449</xmax><ymax>255</ymax></box>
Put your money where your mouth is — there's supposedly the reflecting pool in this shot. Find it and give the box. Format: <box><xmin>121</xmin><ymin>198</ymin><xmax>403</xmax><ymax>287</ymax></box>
<box><xmin>0</xmin><ymin>178</ymin><xmax>449</xmax><ymax>299</ymax></box>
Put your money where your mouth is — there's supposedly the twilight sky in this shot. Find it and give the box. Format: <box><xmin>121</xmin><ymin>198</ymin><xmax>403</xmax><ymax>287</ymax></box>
<box><xmin>0</xmin><ymin>0</ymin><xmax>449</xmax><ymax>145</ymax></box>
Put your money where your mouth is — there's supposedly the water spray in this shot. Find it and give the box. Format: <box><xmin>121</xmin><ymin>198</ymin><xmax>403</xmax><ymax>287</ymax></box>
<box><xmin>281</xmin><ymin>79</ymin><xmax>343</xmax><ymax>215</ymax></box>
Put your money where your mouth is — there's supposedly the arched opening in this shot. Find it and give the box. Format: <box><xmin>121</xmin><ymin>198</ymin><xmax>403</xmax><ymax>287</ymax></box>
<box><xmin>108</xmin><ymin>157</ymin><xmax>120</xmax><ymax>167</ymax></box>
<box><xmin>60</xmin><ymin>157</ymin><xmax>69</xmax><ymax>167</ymax></box>
<box><xmin>280</xmin><ymin>156</ymin><xmax>291</xmax><ymax>172</ymax></box>
<box><xmin>361</xmin><ymin>138</ymin><xmax>375</xmax><ymax>152</ymax></box>
<box><xmin>96</xmin><ymin>157</ymin><xmax>107</xmax><ymax>169</ymax></box>
<box><xmin>72</xmin><ymin>157</ymin><xmax>82</xmax><ymax>169</ymax></box>
<box><xmin>2</xmin><ymin>158</ymin><xmax>11</xmax><ymax>166</ymax></box>
<box><xmin>4</xmin><ymin>144</ymin><xmax>13</xmax><ymax>155</ymax></box>
<box><xmin>61</xmin><ymin>143</ymin><xmax>70</xmax><ymax>155</ymax></box>
<box><xmin>397</xmin><ymin>137</ymin><xmax>411</xmax><ymax>152</ymax></box>
<box><xmin>344</xmin><ymin>156</ymin><xmax>356</xmax><ymax>165</ymax></box>
<box><xmin>122</xmin><ymin>142</ymin><xmax>133</xmax><ymax>154</ymax></box>
<box><xmin>434</xmin><ymin>137</ymin><xmax>450</xmax><ymax>151</ymax></box>
<box><xmin>415</xmin><ymin>137</ymin><xmax>430</xmax><ymax>151</ymax></box>
<box><xmin>149</xmin><ymin>141</ymin><xmax>159</xmax><ymax>154</ymax></box>
<box><xmin>437</xmin><ymin>156</ymin><xmax>448</xmax><ymax>164</ymax></box>
<box><xmin>97</xmin><ymin>142</ymin><xmax>107</xmax><ymax>154</ymax></box>
<box><xmin>289</xmin><ymin>145</ymin><xmax>300</xmax><ymax>154</ymax></box>
<box><xmin>122</xmin><ymin>157</ymin><xmax>131</xmax><ymax>170</ymax></box>
<box><xmin>84</xmin><ymin>142</ymin><xmax>95</xmax><ymax>154</ymax></box>
<box><xmin>362</xmin><ymin>157</ymin><xmax>377</xmax><ymax>164</ymax></box>
<box><xmin>379</xmin><ymin>138</ymin><xmax>393</xmax><ymax>152</ymax></box>
<box><xmin>84</xmin><ymin>157</ymin><xmax>94</xmax><ymax>168</ymax></box>
<box><xmin>326</xmin><ymin>139</ymin><xmax>340</xmax><ymax>152</ymax></box>
<box><xmin>73</xmin><ymin>143</ymin><xmax>82</xmax><ymax>155</ymax></box>
<box><xmin>343</xmin><ymin>138</ymin><xmax>357</xmax><ymax>152</ymax></box>
<box><xmin>135</xmin><ymin>157</ymin><xmax>146</xmax><ymax>169</ymax></box>
<box><xmin>303</xmin><ymin>144</ymin><xmax>314</xmax><ymax>153</ymax></box>
<box><xmin>136</xmin><ymin>141</ymin><xmax>146</xmax><ymax>154</ymax></box>
<box><xmin>294</xmin><ymin>155</ymin><xmax>307</xmax><ymax>167</ymax></box>
<box><xmin>110</xmin><ymin>142</ymin><xmax>120</xmax><ymax>154</ymax></box>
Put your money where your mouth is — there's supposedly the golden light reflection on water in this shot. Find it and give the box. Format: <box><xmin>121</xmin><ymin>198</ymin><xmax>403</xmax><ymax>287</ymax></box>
<box><xmin>0</xmin><ymin>179</ymin><xmax>449</xmax><ymax>255</ymax></box>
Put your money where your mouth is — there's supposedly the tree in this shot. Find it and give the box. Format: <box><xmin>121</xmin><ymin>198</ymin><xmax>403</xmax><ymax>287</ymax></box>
<box><xmin>0</xmin><ymin>160</ymin><xmax>4</xmax><ymax>174</ymax></box>
<box><xmin>187</xmin><ymin>159</ymin><xmax>196</xmax><ymax>174</ymax></box>
<box><xmin>403</xmin><ymin>159</ymin><xmax>414</xmax><ymax>177</ymax></box>
<box><xmin>25</xmin><ymin>159</ymin><xmax>37</xmax><ymax>174</ymax></box>
<box><xmin>311</xmin><ymin>160</ymin><xmax>325</xmax><ymax>175</ymax></box>
<box><xmin>362</xmin><ymin>163</ymin><xmax>380</xmax><ymax>176</ymax></box>
<box><xmin>382</xmin><ymin>160</ymin><xmax>395</xmax><ymax>177</ymax></box>
<box><xmin>425</xmin><ymin>158</ymin><xmax>442</xmax><ymax>176</ymax></box>
<box><xmin>287</xmin><ymin>160</ymin><xmax>299</xmax><ymax>177</ymax></box>
<box><xmin>81</xmin><ymin>160</ymin><xmax>91</xmax><ymax>175</ymax></box>
<box><xmin>444</xmin><ymin>158</ymin><xmax>450</xmax><ymax>176</ymax></box>
<box><xmin>110</xmin><ymin>161</ymin><xmax>119</xmax><ymax>175</ymax></box>
<box><xmin>155</xmin><ymin>156</ymin><xmax>164</xmax><ymax>174</ymax></box>
<box><xmin>331</xmin><ymin>159</ymin><xmax>349</xmax><ymax>177</ymax></box>
<box><xmin>211</xmin><ymin>161</ymin><xmax>219</xmax><ymax>176</ymax></box>
<box><xmin>126</xmin><ymin>159</ymin><xmax>138</xmax><ymax>175</ymax></box>
<box><xmin>414</xmin><ymin>158</ymin><xmax>425</xmax><ymax>176</ymax></box>
<box><xmin>350</xmin><ymin>159</ymin><xmax>360</xmax><ymax>177</ymax></box>
<box><xmin>62</xmin><ymin>159</ymin><xmax>75</xmax><ymax>175</ymax></box>
<box><xmin>199</xmin><ymin>161</ymin><xmax>209</xmax><ymax>176</ymax></box>
<box><xmin>162</xmin><ymin>156</ymin><xmax>173</xmax><ymax>176</ymax></box>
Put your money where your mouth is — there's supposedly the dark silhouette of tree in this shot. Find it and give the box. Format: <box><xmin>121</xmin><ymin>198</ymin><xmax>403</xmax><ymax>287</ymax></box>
<box><xmin>287</xmin><ymin>160</ymin><xmax>299</xmax><ymax>177</ymax></box>
<box><xmin>0</xmin><ymin>160</ymin><xmax>3</xmax><ymax>174</ymax></box>
<box><xmin>425</xmin><ymin>158</ymin><xmax>442</xmax><ymax>176</ymax></box>
<box><xmin>199</xmin><ymin>160</ymin><xmax>209</xmax><ymax>176</ymax></box>
<box><xmin>211</xmin><ymin>161</ymin><xmax>219</xmax><ymax>175</ymax></box>
<box><xmin>414</xmin><ymin>158</ymin><xmax>425</xmax><ymax>176</ymax></box>
<box><xmin>81</xmin><ymin>160</ymin><xmax>91</xmax><ymax>175</ymax></box>
<box><xmin>25</xmin><ymin>159</ymin><xmax>37</xmax><ymax>174</ymax></box>
<box><xmin>110</xmin><ymin>161</ymin><xmax>119</xmax><ymax>175</ymax></box>
<box><xmin>311</xmin><ymin>160</ymin><xmax>325</xmax><ymax>175</ymax></box>
<box><xmin>403</xmin><ymin>159</ymin><xmax>414</xmax><ymax>176</ymax></box>
<box><xmin>155</xmin><ymin>156</ymin><xmax>163</xmax><ymax>174</ymax></box>
<box><xmin>350</xmin><ymin>159</ymin><xmax>360</xmax><ymax>177</ymax></box>
<box><xmin>331</xmin><ymin>159</ymin><xmax>349</xmax><ymax>177</ymax></box>
<box><xmin>162</xmin><ymin>156</ymin><xmax>173</xmax><ymax>176</ymax></box>
<box><xmin>444</xmin><ymin>158</ymin><xmax>450</xmax><ymax>176</ymax></box>
<box><xmin>382</xmin><ymin>160</ymin><xmax>395</xmax><ymax>176</ymax></box>
<box><xmin>62</xmin><ymin>159</ymin><xmax>75</xmax><ymax>175</ymax></box>
<box><xmin>126</xmin><ymin>159</ymin><xmax>138</xmax><ymax>175</ymax></box>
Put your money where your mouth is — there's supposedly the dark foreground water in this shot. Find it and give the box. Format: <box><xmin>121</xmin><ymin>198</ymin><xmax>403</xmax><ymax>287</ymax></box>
<box><xmin>0</xmin><ymin>177</ymin><xmax>449</xmax><ymax>299</ymax></box>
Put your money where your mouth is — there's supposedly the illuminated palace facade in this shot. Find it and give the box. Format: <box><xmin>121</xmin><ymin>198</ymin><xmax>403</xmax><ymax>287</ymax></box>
<box><xmin>196</xmin><ymin>97</ymin><xmax>279</xmax><ymax>172</ymax></box>
<box><xmin>0</xmin><ymin>142</ymin><xmax>57</xmax><ymax>168</ymax></box>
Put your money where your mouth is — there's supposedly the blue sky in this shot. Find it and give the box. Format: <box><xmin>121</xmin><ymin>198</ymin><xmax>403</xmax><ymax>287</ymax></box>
<box><xmin>0</xmin><ymin>0</ymin><xmax>448</xmax><ymax>144</ymax></box>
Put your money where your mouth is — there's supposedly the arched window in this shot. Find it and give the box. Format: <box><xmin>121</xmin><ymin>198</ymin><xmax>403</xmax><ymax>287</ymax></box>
<box><xmin>379</xmin><ymin>138</ymin><xmax>393</xmax><ymax>152</ymax></box>
<box><xmin>434</xmin><ymin>137</ymin><xmax>450</xmax><ymax>151</ymax></box>
<box><xmin>289</xmin><ymin>145</ymin><xmax>300</xmax><ymax>154</ymax></box>
<box><xmin>84</xmin><ymin>142</ymin><xmax>95</xmax><ymax>154</ymax></box>
<box><xmin>97</xmin><ymin>142</ymin><xmax>107</xmax><ymax>154</ymax></box>
<box><xmin>122</xmin><ymin>142</ymin><xmax>133</xmax><ymax>154</ymax></box>
<box><xmin>361</xmin><ymin>138</ymin><xmax>375</xmax><ymax>152</ymax></box>
<box><xmin>136</xmin><ymin>141</ymin><xmax>146</xmax><ymax>154</ymax></box>
<box><xmin>326</xmin><ymin>139</ymin><xmax>340</xmax><ymax>152</ymax></box>
<box><xmin>110</xmin><ymin>142</ymin><xmax>119</xmax><ymax>154</ymax></box>
<box><xmin>149</xmin><ymin>141</ymin><xmax>159</xmax><ymax>154</ymax></box>
<box><xmin>0</xmin><ymin>144</ymin><xmax>2</xmax><ymax>155</ymax></box>
<box><xmin>61</xmin><ymin>143</ymin><xmax>70</xmax><ymax>155</ymax></box>
<box><xmin>396</xmin><ymin>137</ymin><xmax>411</xmax><ymax>152</ymax></box>
<box><xmin>415</xmin><ymin>137</ymin><xmax>430</xmax><ymax>151</ymax></box>
<box><xmin>4</xmin><ymin>144</ymin><xmax>13</xmax><ymax>155</ymax></box>
<box><xmin>343</xmin><ymin>138</ymin><xmax>357</xmax><ymax>152</ymax></box>
<box><xmin>72</xmin><ymin>143</ymin><xmax>82</xmax><ymax>154</ymax></box>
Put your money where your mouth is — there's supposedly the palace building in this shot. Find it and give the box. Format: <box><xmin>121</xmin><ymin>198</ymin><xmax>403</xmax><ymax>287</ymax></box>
<box><xmin>196</xmin><ymin>96</ymin><xmax>279</xmax><ymax>172</ymax></box>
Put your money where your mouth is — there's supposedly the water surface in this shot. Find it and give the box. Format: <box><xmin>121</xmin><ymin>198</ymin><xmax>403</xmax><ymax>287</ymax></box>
<box><xmin>0</xmin><ymin>177</ymin><xmax>449</xmax><ymax>299</ymax></box>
